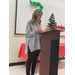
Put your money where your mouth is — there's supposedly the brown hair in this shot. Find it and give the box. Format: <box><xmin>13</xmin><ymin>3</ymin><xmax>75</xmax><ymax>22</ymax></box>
<box><xmin>30</xmin><ymin>9</ymin><xmax>43</xmax><ymax>25</ymax></box>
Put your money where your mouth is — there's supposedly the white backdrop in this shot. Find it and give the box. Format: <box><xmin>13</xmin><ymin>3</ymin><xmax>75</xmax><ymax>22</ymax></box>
<box><xmin>15</xmin><ymin>0</ymin><xmax>65</xmax><ymax>36</ymax></box>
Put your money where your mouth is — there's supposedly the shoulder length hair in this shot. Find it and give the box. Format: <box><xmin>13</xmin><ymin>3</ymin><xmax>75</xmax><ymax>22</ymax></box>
<box><xmin>30</xmin><ymin>9</ymin><xmax>43</xmax><ymax>25</ymax></box>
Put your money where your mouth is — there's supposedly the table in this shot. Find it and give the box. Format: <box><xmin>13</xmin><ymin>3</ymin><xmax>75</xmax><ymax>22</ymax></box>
<box><xmin>18</xmin><ymin>43</ymin><xmax>65</xmax><ymax>60</ymax></box>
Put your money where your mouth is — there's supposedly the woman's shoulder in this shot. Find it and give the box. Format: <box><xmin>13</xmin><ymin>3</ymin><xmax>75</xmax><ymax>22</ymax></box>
<box><xmin>27</xmin><ymin>20</ymin><xmax>31</xmax><ymax>23</ymax></box>
<box><xmin>27</xmin><ymin>20</ymin><xmax>32</xmax><ymax>24</ymax></box>
<box><xmin>26</xmin><ymin>20</ymin><xmax>31</xmax><ymax>26</ymax></box>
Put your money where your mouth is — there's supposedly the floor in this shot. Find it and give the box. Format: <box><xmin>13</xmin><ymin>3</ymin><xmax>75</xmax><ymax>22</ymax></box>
<box><xmin>9</xmin><ymin>60</ymin><xmax>65</xmax><ymax>75</ymax></box>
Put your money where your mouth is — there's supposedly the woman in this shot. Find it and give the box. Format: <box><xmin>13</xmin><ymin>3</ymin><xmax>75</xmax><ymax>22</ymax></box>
<box><xmin>25</xmin><ymin>9</ymin><xmax>44</xmax><ymax>75</ymax></box>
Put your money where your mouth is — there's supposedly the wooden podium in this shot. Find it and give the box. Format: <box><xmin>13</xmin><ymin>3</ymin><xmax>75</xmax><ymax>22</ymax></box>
<box><xmin>39</xmin><ymin>30</ymin><xmax>61</xmax><ymax>75</ymax></box>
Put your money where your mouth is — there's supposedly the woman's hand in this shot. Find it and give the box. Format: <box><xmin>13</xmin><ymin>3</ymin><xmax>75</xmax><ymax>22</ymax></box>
<box><xmin>34</xmin><ymin>28</ymin><xmax>41</xmax><ymax>33</ymax></box>
<box><xmin>34</xmin><ymin>28</ymin><xmax>44</xmax><ymax>33</ymax></box>
<box><xmin>39</xmin><ymin>30</ymin><xmax>44</xmax><ymax>33</ymax></box>
<box><xmin>45</xmin><ymin>28</ymin><xmax>49</xmax><ymax>31</ymax></box>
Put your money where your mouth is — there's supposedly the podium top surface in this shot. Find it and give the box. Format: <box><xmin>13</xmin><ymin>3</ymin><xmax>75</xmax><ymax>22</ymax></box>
<box><xmin>39</xmin><ymin>29</ymin><xmax>65</xmax><ymax>34</ymax></box>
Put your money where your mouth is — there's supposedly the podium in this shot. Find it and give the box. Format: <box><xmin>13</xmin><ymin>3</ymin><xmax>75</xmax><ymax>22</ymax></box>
<box><xmin>39</xmin><ymin>30</ymin><xmax>62</xmax><ymax>75</ymax></box>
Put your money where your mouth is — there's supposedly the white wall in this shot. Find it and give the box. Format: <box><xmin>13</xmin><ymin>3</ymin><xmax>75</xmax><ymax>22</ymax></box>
<box><xmin>15</xmin><ymin>0</ymin><xmax>65</xmax><ymax>36</ymax></box>
<box><xmin>9</xmin><ymin>0</ymin><xmax>65</xmax><ymax>63</ymax></box>
<box><xmin>9</xmin><ymin>0</ymin><xmax>26</xmax><ymax>63</ymax></box>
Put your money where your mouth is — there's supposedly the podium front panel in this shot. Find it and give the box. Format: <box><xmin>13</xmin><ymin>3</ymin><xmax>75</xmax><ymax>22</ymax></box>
<box><xmin>39</xmin><ymin>30</ymin><xmax>60</xmax><ymax>75</ymax></box>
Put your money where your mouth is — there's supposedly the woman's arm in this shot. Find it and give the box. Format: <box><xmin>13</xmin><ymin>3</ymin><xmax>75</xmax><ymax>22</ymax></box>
<box><xmin>26</xmin><ymin>21</ymin><xmax>36</xmax><ymax>38</ymax></box>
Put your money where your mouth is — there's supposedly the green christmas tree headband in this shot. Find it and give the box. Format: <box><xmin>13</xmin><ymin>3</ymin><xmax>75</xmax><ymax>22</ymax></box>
<box><xmin>30</xmin><ymin>0</ymin><xmax>44</xmax><ymax>10</ymax></box>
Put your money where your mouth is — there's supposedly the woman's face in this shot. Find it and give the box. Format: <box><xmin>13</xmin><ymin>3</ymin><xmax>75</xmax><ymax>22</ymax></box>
<box><xmin>37</xmin><ymin>12</ymin><xmax>43</xmax><ymax>21</ymax></box>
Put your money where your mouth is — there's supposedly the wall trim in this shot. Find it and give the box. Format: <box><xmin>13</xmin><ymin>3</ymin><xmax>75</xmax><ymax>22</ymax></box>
<box><xmin>9</xmin><ymin>57</ymin><xmax>65</xmax><ymax>67</ymax></box>
<box><xmin>9</xmin><ymin>60</ymin><xmax>40</xmax><ymax>67</ymax></box>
